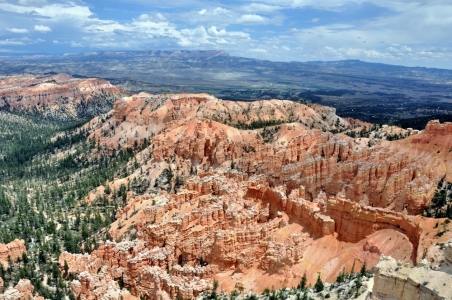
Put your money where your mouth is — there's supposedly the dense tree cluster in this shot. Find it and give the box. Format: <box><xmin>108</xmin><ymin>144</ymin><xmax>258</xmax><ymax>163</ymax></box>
<box><xmin>0</xmin><ymin>113</ymin><xmax>145</xmax><ymax>298</ymax></box>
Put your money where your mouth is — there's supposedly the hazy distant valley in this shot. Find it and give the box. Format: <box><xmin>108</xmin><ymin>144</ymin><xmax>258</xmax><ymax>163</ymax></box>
<box><xmin>2</xmin><ymin>50</ymin><xmax>452</xmax><ymax>128</ymax></box>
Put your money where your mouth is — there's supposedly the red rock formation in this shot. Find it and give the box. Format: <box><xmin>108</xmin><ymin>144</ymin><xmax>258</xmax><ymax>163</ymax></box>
<box><xmin>387</xmin><ymin>120</ymin><xmax>452</xmax><ymax>181</ymax></box>
<box><xmin>60</xmin><ymin>94</ymin><xmax>452</xmax><ymax>298</ymax></box>
<box><xmin>0</xmin><ymin>73</ymin><xmax>128</xmax><ymax>120</ymax></box>
<box><xmin>0</xmin><ymin>240</ymin><xmax>27</xmax><ymax>267</ymax></box>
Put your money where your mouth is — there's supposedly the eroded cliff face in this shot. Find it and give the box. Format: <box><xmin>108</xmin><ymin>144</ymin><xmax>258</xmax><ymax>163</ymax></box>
<box><xmin>387</xmin><ymin>120</ymin><xmax>452</xmax><ymax>182</ymax></box>
<box><xmin>0</xmin><ymin>240</ymin><xmax>27</xmax><ymax>267</ymax></box>
<box><xmin>0</xmin><ymin>73</ymin><xmax>128</xmax><ymax>121</ymax></box>
<box><xmin>371</xmin><ymin>238</ymin><xmax>452</xmax><ymax>300</ymax></box>
<box><xmin>61</xmin><ymin>168</ymin><xmax>442</xmax><ymax>299</ymax></box>
<box><xmin>58</xmin><ymin>94</ymin><xmax>452</xmax><ymax>299</ymax></box>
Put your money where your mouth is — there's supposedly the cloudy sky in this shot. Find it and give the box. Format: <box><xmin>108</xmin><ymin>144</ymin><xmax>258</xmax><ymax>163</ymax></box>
<box><xmin>1</xmin><ymin>0</ymin><xmax>452</xmax><ymax>68</ymax></box>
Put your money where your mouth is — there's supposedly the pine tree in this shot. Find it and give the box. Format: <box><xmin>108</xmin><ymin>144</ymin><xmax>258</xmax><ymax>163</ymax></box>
<box><xmin>298</xmin><ymin>272</ymin><xmax>307</xmax><ymax>290</ymax></box>
<box><xmin>360</xmin><ymin>261</ymin><xmax>367</xmax><ymax>277</ymax></box>
<box><xmin>64</xmin><ymin>260</ymin><xmax>69</xmax><ymax>276</ymax></box>
<box><xmin>314</xmin><ymin>273</ymin><xmax>324</xmax><ymax>293</ymax></box>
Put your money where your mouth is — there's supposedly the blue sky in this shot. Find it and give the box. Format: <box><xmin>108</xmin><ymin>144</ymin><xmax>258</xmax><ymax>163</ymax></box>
<box><xmin>1</xmin><ymin>0</ymin><xmax>452</xmax><ymax>68</ymax></box>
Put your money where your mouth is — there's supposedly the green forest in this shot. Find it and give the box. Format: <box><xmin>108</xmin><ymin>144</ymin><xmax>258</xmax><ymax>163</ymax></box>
<box><xmin>0</xmin><ymin>112</ymin><xmax>143</xmax><ymax>298</ymax></box>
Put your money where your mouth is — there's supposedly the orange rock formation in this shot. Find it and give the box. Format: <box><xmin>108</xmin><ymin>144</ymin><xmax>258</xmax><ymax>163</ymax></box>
<box><xmin>0</xmin><ymin>240</ymin><xmax>27</xmax><ymax>267</ymax></box>
<box><xmin>60</xmin><ymin>94</ymin><xmax>451</xmax><ymax>299</ymax></box>
<box><xmin>0</xmin><ymin>73</ymin><xmax>128</xmax><ymax>120</ymax></box>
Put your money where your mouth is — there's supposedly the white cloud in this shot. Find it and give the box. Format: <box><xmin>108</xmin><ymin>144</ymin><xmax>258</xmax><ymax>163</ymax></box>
<box><xmin>0</xmin><ymin>0</ymin><xmax>451</xmax><ymax>67</ymax></box>
<box><xmin>136</xmin><ymin>13</ymin><xmax>166</xmax><ymax>22</ymax></box>
<box><xmin>401</xmin><ymin>45</ymin><xmax>412</xmax><ymax>52</ymax></box>
<box><xmin>256</xmin><ymin>0</ymin><xmax>422</xmax><ymax>12</ymax></box>
<box><xmin>6</xmin><ymin>28</ymin><xmax>29</xmax><ymax>34</ymax></box>
<box><xmin>0</xmin><ymin>37</ymin><xmax>44</xmax><ymax>45</ymax></box>
<box><xmin>18</xmin><ymin>0</ymin><xmax>47</xmax><ymax>5</ymax></box>
<box><xmin>207</xmin><ymin>26</ymin><xmax>249</xmax><ymax>38</ymax></box>
<box><xmin>34</xmin><ymin>25</ymin><xmax>52</xmax><ymax>33</ymax></box>
<box><xmin>250</xmin><ymin>48</ymin><xmax>268</xmax><ymax>53</ymax></box>
<box><xmin>236</xmin><ymin>14</ymin><xmax>269</xmax><ymax>24</ymax></box>
<box><xmin>70</xmin><ymin>41</ymin><xmax>84</xmax><ymax>47</ymax></box>
<box><xmin>239</xmin><ymin>3</ymin><xmax>282</xmax><ymax>13</ymax></box>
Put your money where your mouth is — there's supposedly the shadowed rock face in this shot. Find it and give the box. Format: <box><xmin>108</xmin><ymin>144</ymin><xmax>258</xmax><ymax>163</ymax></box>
<box><xmin>54</xmin><ymin>94</ymin><xmax>452</xmax><ymax>300</ymax></box>
<box><xmin>0</xmin><ymin>73</ymin><xmax>129</xmax><ymax>121</ymax></box>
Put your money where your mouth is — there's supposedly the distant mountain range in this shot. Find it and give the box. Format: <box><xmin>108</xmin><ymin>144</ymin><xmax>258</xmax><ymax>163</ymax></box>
<box><xmin>1</xmin><ymin>50</ymin><xmax>451</xmax><ymax>126</ymax></box>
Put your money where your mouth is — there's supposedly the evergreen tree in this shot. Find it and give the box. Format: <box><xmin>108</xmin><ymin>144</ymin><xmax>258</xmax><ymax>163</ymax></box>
<box><xmin>298</xmin><ymin>272</ymin><xmax>307</xmax><ymax>290</ymax></box>
<box><xmin>314</xmin><ymin>273</ymin><xmax>324</xmax><ymax>293</ymax></box>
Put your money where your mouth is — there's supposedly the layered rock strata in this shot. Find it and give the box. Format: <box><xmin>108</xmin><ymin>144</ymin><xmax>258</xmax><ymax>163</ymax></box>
<box><xmin>0</xmin><ymin>73</ymin><xmax>128</xmax><ymax>121</ymax></box>
<box><xmin>60</xmin><ymin>170</ymin><xmax>433</xmax><ymax>299</ymax></box>
<box><xmin>372</xmin><ymin>249</ymin><xmax>452</xmax><ymax>300</ymax></box>
<box><xmin>0</xmin><ymin>240</ymin><xmax>27</xmax><ymax>267</ymax></box>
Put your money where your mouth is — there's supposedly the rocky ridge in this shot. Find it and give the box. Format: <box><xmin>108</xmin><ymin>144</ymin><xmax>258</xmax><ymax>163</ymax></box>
<box><xmin>0</xmin><ymin>73</ymin><xmax>128</xmax><ymax>121</ymax></box>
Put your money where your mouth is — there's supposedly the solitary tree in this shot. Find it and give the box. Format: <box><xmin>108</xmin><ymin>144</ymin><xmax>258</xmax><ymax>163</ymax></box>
<box><xmin>298</xmin><ymin>272</ymin><xmax>307</xmax><ymax>290</ymax></box>
<box><xmin>314</xmin><ymin>273</ymin><xmax>324</xmax><ymax>293</ymax></box>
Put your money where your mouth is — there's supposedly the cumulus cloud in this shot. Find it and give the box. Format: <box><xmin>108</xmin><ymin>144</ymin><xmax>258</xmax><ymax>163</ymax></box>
<box><xmin>236</xmin><ymin>14</ymin><xmax>269</xmax><ymax>24</ymax></box>
<box><xmin>6</xmin><ymin>28</ymin><xmax>29</xmax><ymax>34</ymax></box>
<box><xmin>0</xmin><ymin>0</ymin><xmax>451</xmax><ymax>67</ymax></box>
<box><xmin>207</xmin><ymin>26</ymin><xmax>249</xmax><ymax>38</ymax></box>
<box><xmin>34</xmin><ymin>25</ymin><xmax>52</xmax><ymax>33</ymax></box>
<box><xmin>136</xmin><ymin>13</ymin><xmax>166</xmax><ymax>22</ymax></box>
<box><xmin>70</xmin><ymin>41</ymin><xmax>84</xmax><ymax>47</ymax></box>
<box><xmin>250</xmin><ymin>48</ymin><xmax>268</xmax><ymax>53</ymax></box>
<box><xmin>239</xmin><ymin>3</ymin><xmax>282</xmax><ymax>13</ymax></box>
<box><xmin>0</xmin><ymin>37</ymin><xmax>44</xmax><ymax>45</ymax></box>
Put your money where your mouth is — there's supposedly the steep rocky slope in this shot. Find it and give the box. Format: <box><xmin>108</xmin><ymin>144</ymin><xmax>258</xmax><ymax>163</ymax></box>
<box><xmin>386</xmin><ymin>120</ymin><xmax>452</xmax><ymax>181</ymax></box>
<box><xmin>55</xmin><ymin>93</ymin><xmax>452</xmax><ymax>299</ymax></box>
<box><xmin>371</xmin><ymin>237</ymin><xmax>452</xmax><ymax>300</ymax></box>
<box><xmin>0</xmin><ymin>73</ymin><xmax>128</xmax><ymax>121</ymax></box>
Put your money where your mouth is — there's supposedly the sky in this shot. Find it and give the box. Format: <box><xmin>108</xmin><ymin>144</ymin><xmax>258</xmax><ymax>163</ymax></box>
<box><xmin>1</xmin><ymin>0</ymin><xmax>452</xmax><ymax>68</ymax></box>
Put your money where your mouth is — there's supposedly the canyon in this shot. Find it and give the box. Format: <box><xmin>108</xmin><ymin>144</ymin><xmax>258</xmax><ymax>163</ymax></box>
<box><xmin>0</xmin><ymin>75</ymin><xmax>451</xmax><ymax>300</ymax></box>
<box><xmin>60</xmin><ymin>93</ymin><xmax>451</xmax><ymax>299</ymax></box>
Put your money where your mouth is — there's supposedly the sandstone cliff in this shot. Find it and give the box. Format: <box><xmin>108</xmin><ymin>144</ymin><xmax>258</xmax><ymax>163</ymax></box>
<box><xmin>0</xmin><ymin>240</ymin><xmax>26</xmax><ymax>267</ymax></box>
<box><xmin>371</xmin><ymin>238</ymin><xmax>452</xmax><ymax>300</ymax></box>
<box><xmin>0</xmin><ymin>73</ymin><xmax>128</xmax><ymax>121</ymax></box>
